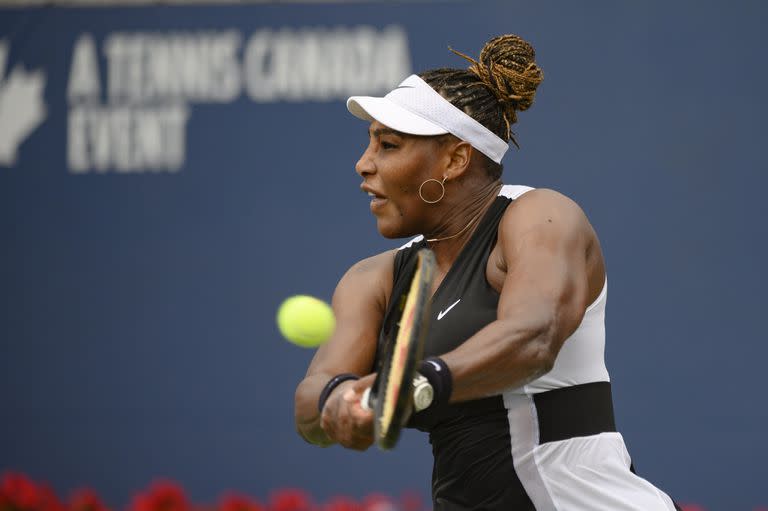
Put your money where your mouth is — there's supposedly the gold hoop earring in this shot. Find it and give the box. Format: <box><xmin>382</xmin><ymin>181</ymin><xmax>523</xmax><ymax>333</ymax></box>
<box><xmin>419</xmin><ymin>177</ymin><xmax>447</xmax><ymax>204</ymax></box>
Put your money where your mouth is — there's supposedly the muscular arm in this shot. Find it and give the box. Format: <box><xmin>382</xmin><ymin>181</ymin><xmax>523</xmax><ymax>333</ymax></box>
<box><xmin>441</xmin><ymin>189</ymin><xmax>604</xmax><ymax>401</ymax></box>
<box><xmin>294</xmin><ymin>250</ymin><xmax>394</xmax><ymax>446</ymax></box>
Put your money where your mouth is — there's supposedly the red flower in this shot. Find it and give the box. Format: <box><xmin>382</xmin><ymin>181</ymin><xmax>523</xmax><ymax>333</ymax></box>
<box><xmin>397</xmin><ymin>491</ymin><xmax>423</xmax><ymax>511</ymax></box>
<box><xmin>267</xmin><ymin>489</ymin><xmax>314</xmax><ymax>511</ymax></box>
<box><xmin>36</xmin><ymin>486</ymin><xmax>64</xmax><ymax>511</ymax></box>
<box><xmin>0</xmin><ymin>473</ymin><xmax>41</xmax><ymax>511</ymax></box>
<box><xmin>128</xmin><ymin>481</ymin><xmax>189</xmax><ymax>511</ymax></box>
<box><xmin>0</xmin><ymin>474</ymin><xmax>66</xmax><ymax>511</ymax></box>
<box><xmin>217</xmin><ymin>492</ymin><xmax>265</xmax><ymax>511</ymax></box>
<box><xmin>321</xmin><ymin>497</ymin><xmax>360</xmax><ymax>511</ymax></box>
<box><xmin>359</xmin><ymin>495</ymin><xmax>395</xmax><ymax>511</ymax></box>
<box><xmin>69</xmin><ymin>488</ymin><xmax>110</xmax><ymax>511</ymax></box>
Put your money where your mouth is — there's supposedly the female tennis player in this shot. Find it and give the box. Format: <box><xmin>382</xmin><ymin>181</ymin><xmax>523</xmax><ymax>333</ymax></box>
<box><xmin>294</xmin><ymin>34</ymin><xmax>679</xmax><ymax>510</ymax></box>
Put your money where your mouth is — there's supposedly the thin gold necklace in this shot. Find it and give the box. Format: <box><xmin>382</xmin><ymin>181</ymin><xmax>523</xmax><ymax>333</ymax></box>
<box><xmin>426</xmin><ymin>210</ymin><xmax>484</xmax><ymax>243</ymax></box>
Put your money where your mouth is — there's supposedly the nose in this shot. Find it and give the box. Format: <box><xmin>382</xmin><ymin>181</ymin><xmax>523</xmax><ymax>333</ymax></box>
<box><xmin>355</xmin><ymin>142</ymin><xmax>375</xmax><ymax>177</ymax></box>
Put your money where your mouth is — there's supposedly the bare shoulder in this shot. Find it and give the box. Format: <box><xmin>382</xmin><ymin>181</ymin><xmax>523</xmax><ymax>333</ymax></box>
<box><xmin>501</xmin><ymin>188</ymin><xmax>591</xmax><ymax>234</ymax></box>
<box><xmin>343</xmin><ymin>249</ymin><xmax>397</xmax><ymax>278</ymax></box>
<box><xmin>338</xmin><ymin>249</ymin><xmax>397</xmax><ymax>290</ymax></box>
<box><xmin>497</xmin><ymin>188</ymin><xmax>599</xmax><ymax>253</ymax></box>
<box><xmin>334</xmin><ymin>249</ymin><xmax>398</xmax><ymax>313</ymax></box>
<box><xmin>307</xmin><ymin>248</ymin><xmax>398</xmax><ymax>377</ymax></box>
<box><xmin>493</xmin><ymin>188</ymin><xmax>605</xmax><ymax>303</ymax></box>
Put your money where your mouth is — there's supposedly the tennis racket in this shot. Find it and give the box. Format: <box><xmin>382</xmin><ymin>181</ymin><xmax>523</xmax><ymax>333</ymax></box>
<box><xmin>362</xmin><ymin>248</ymin><xmax>436</xmax><ymax>450</ymax></box>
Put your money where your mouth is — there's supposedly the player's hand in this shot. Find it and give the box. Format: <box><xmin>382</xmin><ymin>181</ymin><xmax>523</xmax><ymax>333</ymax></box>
<box><xmin>320</xmin><ymin>374</ymin><xmax>375</xmax><ymax>450</ymax></box>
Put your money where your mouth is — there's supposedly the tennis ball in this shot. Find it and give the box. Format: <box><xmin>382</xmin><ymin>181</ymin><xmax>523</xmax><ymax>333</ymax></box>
<box><xmin>276</xmin><ymin>295</ymin><xmax>335</xmax><ymax>348</ymax></box>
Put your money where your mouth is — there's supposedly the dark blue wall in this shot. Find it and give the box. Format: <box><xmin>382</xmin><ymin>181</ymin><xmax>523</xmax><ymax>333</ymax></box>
<box><xmin>1</xmin><ymin>2</ymin><xmax>766</xmax><ymax>510</ymax></box>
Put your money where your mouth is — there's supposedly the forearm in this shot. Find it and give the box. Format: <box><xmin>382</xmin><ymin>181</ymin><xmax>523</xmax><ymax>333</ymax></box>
<box><xmin>441</xmin><ymin>317</ymin><xmax>556</xmax><ymax>402</ymax></box>
<box><xmin>294</xmin><ymin>374</ymin><xmax>335</xmax><ymax>446</ymax></box>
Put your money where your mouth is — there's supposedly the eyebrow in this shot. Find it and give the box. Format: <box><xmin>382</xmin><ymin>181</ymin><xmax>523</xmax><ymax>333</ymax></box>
<box><xmin>368</xmin><ymin>127</ymin><xmax>405</xmax><ymax>138</ymax></box>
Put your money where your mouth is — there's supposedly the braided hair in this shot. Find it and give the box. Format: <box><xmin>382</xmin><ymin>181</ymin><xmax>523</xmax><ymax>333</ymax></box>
<box><xmin>419</xmin><ymin>35</ymin><xmax>544</xmax><ymax>180</ymax></box>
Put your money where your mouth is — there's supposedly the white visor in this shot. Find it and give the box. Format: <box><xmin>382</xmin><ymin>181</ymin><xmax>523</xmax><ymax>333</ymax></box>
<box><xmin>347</xmin><ymin>74</ymin><xmax>509</xmax><ymax>163</ymax></box>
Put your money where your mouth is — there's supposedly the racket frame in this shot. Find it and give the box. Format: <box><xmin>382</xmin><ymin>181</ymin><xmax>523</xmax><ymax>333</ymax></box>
<box><xmin>371</xmin><ymin>248</ymin><xmax>436</xmax><ymax>450</ymax></box>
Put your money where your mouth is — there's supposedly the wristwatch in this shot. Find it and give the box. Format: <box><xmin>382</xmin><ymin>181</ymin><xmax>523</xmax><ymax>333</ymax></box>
<box><xmin>412</xmin><ymin>374</ymin><xmax>434</xmax><ymax>411</ymax></box>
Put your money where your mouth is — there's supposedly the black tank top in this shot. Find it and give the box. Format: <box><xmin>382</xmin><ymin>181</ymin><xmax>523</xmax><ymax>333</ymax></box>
<box><xmin>381</xmin><ymin>194</ymin><xmax>509</xmax><ymax>359</ymax></box>
<box><xmin>378</xmin><ymin>193</ymin><xmax>512</xmax><ymax>430</ymax></box>
<box><xmin>377</xmin><ymin>194</ymin><xmax>536</xmax><ymax>510</ymax></box>
<box><xmin>376</xmin><ymin>190</ymin><xmax>667</xmax><ymax>511</ymax></box>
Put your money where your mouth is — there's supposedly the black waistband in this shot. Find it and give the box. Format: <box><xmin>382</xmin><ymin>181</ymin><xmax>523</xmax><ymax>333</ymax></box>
<box><xmin>534</xmin><ymin>381</ymin><xmax>616</xmax><ymax>444</ymax></box>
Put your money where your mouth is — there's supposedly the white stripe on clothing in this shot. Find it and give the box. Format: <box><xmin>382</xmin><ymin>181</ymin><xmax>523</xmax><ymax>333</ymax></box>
<box><xmin>502</xmin><ymin>392</ymin><xmax>678</xmax><ymax>510</ymax></box>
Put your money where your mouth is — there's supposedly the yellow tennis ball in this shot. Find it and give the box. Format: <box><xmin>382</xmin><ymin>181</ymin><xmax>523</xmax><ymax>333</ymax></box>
<box><xmin>276</xmin><ymin>295</ymin><xmax>335</xmax><ymax>348</ymax></box>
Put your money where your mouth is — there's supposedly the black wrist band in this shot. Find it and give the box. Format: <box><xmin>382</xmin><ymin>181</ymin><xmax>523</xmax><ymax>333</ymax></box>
<box><xmin>418</xmin><ymin>357</ymin><xmax>453</xmax><ymax>408</ymax></box>
<box><xmin>318</xmin><ymin>373</ymin><xmax>360</xmax><ymax>413</ymax></box>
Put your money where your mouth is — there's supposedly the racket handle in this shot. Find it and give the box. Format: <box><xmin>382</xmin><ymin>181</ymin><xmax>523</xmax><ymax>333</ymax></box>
<box><xmin>361</xmin><ymin>376</ymin><xmax>433</xmax><ymax>413</ymax></box>
<box><xmin>361</xmin><ymin>387</ymin><xmax>373</xmax><ymax>411</ymax></box>
<box><xmin>412</xmin><ymin>374</ymin><xmax>434</xmax><ymax>412</ymax></box>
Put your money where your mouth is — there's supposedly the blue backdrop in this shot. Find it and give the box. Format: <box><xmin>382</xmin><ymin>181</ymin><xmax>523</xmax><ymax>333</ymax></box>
<box><xmin>1</xmin><ymin>1</ymin><xmax>766</xmax><ymax>510</ymax></box>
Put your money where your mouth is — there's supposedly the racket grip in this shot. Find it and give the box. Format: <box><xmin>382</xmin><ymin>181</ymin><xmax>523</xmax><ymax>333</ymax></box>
<box><xmin>361</xmin><ymin>377</ymin><xmax>433</xmax><ymax>412</ymax></box>
<box><xmin>412</xmin><ymin>374</ymin><xmax>434</xmax><ymax>412</ymax></box>
<box><xmin>361</xmin><ymin>387</ymin><xmax>373</xmax><ymax>411</ymax></box>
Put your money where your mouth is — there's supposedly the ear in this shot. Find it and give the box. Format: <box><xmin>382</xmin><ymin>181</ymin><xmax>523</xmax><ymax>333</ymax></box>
<box><xmin>443</xmin><ymin>140</ymin><xmax>472</xmax><ymax>180</ymax></box>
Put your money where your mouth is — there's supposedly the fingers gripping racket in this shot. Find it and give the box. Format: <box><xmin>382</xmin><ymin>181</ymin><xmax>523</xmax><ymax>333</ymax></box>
<box><xmin>362</xmin><ymin>248</ymin><xmax>436</xmax><ymax>450</ymax></box>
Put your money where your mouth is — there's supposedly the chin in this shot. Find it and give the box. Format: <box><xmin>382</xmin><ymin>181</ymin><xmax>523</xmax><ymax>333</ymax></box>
<box><xmin>376</xmin><ymin>220</ymin><xmax>417</xmax><ymax>240</ymax></box>
<box><xmin>377</xmin><ymin>227</ymin><xmax>400</xmax><ymax>239</ymax></box>
<box><xmin>375</xmin><ymin>219</ymin><xmax>398</xmax><ymax>239</ymax></box>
